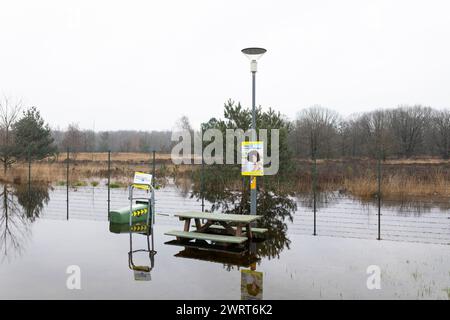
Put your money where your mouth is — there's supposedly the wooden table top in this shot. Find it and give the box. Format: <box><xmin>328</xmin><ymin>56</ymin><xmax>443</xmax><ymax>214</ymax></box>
<box><xmin>175</xmin><ymin>212</ymin><xmax>262</xmax><ymax>223</ymax></box>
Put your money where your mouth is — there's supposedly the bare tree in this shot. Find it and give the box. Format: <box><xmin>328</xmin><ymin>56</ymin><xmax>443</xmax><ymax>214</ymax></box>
<box><xmin>61</xmin><ymin>123</ymin><xmax>83</xmax><ymax>159</ymax></box>
<box><xmin>358</xmin><ymin>109</ymin><xmax>391</xmax><ymax>159</ymax></box>
<box><xmin>294</xmin><ymin>105</ymin><xmax>340</xmax><ymax>159</ymax></box>
<box><xmin>430</xmin><ymin>109</ymin><xmax>450</xmax><ymax>159</ymax></box>
<box><xmin>0</xmin><ymin>97</ymin><xmax>22</xmax><ymax>174</ymax></box>
<box><xmin>388</xmin><ymin>105</ymin><xmax>430</xmax><ymax>157</ymax></box>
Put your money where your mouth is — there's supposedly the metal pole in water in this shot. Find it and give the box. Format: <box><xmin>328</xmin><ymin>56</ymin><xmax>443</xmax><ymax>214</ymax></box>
<box><xmin>28</xmin><ymin>149</ymin><xmax>31</xmax><ymax>216</ymax></box>
<box><xmin>152</xmin><ymin>150</ymin><xmax>156</xmax><ymax>179</ymax></box>
<box><xmin>250</xmin><ymin>70</ymin><xmax>257</xmax><ymax>215</ymax></box>
<box><xmin>66</xmin><ymin>148</ymin><xmax>69</xmax><ymax>220</ymax></box>
<box><xmin>201</xmin><ymin>126</ymin><xmax>205</xmax><ymax>213</ymax></box>
<box><xmin>108</xmin><ymin>150</ymin><xmax>111</xmax><ymax>220</ymax></box>
<box><xmin>241</xmin><ymin>48</ymin><xmax>266</xmax><ymax>216</ymax></box>
<box><xmin>377</xmin><ymin>156</ymin><xmax>381</xmax><ymax>240</ymax></box>
<box><xmin>313</xmin><ymin>155</ymin><xmax>317</xmax><ymax>236</ymax></box>
<box><xmin>152</xmin><ymin>150</ymin><xmax>156</xmax><ymax>224</ymax></box>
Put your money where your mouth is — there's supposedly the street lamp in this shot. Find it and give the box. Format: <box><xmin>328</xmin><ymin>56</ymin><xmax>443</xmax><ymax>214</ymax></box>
<box><xmin>242</xmin><ymin>47</ymin><xmax>266</xmax><ymax>215</ymax></box>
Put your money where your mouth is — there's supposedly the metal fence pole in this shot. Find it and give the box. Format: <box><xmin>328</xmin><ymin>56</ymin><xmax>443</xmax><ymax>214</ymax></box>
<box><xmin>66</xmin><ymin>148</ymin><xmax>69</xmax><ymax>220</ymax></box>
<box><xmin>152</xmin><ymin>150</ymin><xmax>156</xmax><ymax>223</ymax></box>
<box><xmin>201</xmin><ymin>137</ymin><xmax>205</xmax><ymax>213</ymax></box>
<box><xmin>152</xmin><ymin>150</ymin><xmax>156</xmax><ymax>179</ymax></box>
<box><xmin>313</xmin><ymin>155</ymin><xmax>317</xmax><ymax>236</ymax></box>
<box><xmin>107</xmin><ymin>150</ymin><xmax>111</xmax><ymax>220</ymax></box>
<box><xmin>28</xmin><ymin>150</ymin><xmax>31</xmax><ymax>212</ymax></box>
<box><xmin>377</xmin><ymin>156</ymin><xmax>382</xmax><ymax>240</ymax></box>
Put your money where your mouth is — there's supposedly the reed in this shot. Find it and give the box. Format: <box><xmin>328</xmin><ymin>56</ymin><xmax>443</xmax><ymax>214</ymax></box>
<box><xmin>0</xmin><ymin>156</ymin><xmax>449</xmax><ymax>200</ymax></box>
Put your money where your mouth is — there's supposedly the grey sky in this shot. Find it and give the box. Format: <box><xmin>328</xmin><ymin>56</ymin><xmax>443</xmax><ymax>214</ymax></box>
<box><xmin>1</xmin><ymin>0</ymin><xmax>449</xmax><ymax>131</ymax></box>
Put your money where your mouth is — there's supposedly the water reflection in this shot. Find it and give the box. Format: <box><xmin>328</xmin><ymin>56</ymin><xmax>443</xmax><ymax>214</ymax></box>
<box><xmin>359</xmin><ymin>197</ymin><xmax>450</xmax><ymax>216</ymax></box>
<box><xmin>296</xmin><ymin>188</ymin><xmax>450</xmax><ymax>217</ymax></box>
<box><xmin>109</xmin><ymin>220</ymin><xmax>157</xmax><ymax>281</ymax></box>
<box><xmin>14</xmin><ymin>182</ymin><xmax>51</xmax><ymax>221</ymax></box>
<box><xmin>295</xmin><ymin>190</ymin><xmax>340</xmax><ymax>210</ymax></box>
<box><xmin>0</xmin><ymin>183</ymin><xmax>50</xmax><ymax>262</ymax></box>
<box><xmin>173</xmin><ymin>246</ymin><xmax>259</xmax><ymax>269</ymax></box>
<box><xmin>241</xmin><ymin>266</ymin><xmax>263</xmax><ymax>300</ymax></box>
<box><xmin>190</xmin><ymin>176</ymin><xmax>296</xmax><ymax>260</ymax></box>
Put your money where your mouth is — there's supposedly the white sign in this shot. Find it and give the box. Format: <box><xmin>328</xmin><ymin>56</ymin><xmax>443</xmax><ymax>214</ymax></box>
<box><xmin>133</xmin><ymin>172</ymin><xmax>152</xmax><ymax>186</ymax></box>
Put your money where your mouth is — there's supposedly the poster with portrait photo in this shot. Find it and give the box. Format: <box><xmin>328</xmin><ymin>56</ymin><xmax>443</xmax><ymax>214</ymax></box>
<box><xmin>241</xmin><ymin>269</ymin><xmax>263</xmax><ymax>300</ymax></box>
<box><xmin>241</xmin><ymin>141</ymin><xmax>264</xmax><ymax>176</ymax></box>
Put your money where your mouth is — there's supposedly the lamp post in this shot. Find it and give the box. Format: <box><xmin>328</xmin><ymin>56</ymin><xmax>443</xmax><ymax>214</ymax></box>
<box><xmin>241</xmin><ymin>47</ymin><xmax>266</xmax><ymax>215</ymax></box>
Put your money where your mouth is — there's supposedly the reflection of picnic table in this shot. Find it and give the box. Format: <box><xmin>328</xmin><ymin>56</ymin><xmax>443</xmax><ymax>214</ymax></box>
<box><xmin>164</xmin><ymin>212</ymin><xmax>265</xmax><ymax>245</ymax></box>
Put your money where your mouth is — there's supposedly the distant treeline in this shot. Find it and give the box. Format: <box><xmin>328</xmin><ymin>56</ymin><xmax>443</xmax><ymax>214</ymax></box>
<box><xmin>51</xmin><ymin>125</ymin><xmax>174</xmax><ymax>153</ymax></box>
<box><xmin>290</xmin><ymin>105</ymin><xmax>450</xmax><ymax>159</ymax></box>
<box><xmin>51</xmin><ymin>104</ymin><xmax>450</xmax><ymax>160</ymax></box>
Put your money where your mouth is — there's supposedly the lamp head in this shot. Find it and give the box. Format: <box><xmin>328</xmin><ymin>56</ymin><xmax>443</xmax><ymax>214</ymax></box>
<box><xmin>242</xmin><ymin>47</ymin><xmax>266</xmax><ymax>72</ymax></box>
<box><xmin>241</xmin><ymin>47</ymin><xmax>267</xmax><ymax>61</ymax></box>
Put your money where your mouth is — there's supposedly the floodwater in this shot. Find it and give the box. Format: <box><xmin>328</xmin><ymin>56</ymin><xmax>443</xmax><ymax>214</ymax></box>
<box><xmin>0</xmin><ymin>183</ymin><xmax>449</xmax><ymax>299</ymax></box>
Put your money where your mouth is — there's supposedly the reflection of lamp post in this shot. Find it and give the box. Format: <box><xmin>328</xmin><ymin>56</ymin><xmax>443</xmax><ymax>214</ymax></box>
<box><xmin>242</xmin><ymin>47</ymin><xmax>266</xmax><ymax>215</ymax></box>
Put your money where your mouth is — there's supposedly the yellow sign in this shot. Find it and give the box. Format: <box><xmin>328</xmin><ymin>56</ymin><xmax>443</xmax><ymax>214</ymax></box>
<box><xmin>241</xmin><ymin>141</ymin><xmax>264</xmax><ymax>176</ymax></box>
<box><xmin>250</xmin><ymin>176</ymin><xmax>256</xmax><ymax>189</ymax></box>
<box><xmin>132</xmin><ymin>172</ymin><xmax>152</xmax><ymax>190</ymax></box>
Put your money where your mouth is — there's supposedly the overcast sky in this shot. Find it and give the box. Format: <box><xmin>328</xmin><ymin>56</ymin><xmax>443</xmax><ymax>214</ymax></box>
<box><xmin>1</xmin><ymin>0</ymin><xmax>449</xmax><ymax>131</ymax></box>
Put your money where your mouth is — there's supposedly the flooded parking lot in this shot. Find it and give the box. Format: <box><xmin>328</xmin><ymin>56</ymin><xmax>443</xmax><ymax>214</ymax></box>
<box><xmin>0</xmin><ymin>183</ymin><xmax>449</xmax><ymax>299</ymax></box>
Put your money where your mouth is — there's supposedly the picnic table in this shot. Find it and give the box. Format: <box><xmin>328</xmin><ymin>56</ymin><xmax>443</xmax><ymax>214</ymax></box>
<box><xmin>164</xmin><ymin>212</ymin><xmax>264</xmax><ymax>245</ymax></box>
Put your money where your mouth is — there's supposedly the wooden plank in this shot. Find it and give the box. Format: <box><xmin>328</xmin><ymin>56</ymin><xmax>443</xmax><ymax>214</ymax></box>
<box><xmin>175</xmin><ymin>212</ymin><xmax>261</xmax><ymax>223</ymax></box>
<box><xmin>164</xmin><ymin>230</ymin><xmax>247</xmax><ymax>244</ymax></box>
<box><xmin>193</xmin><ymin>224</ymin><xmax>268</xmax><ymax>234</ymax></box>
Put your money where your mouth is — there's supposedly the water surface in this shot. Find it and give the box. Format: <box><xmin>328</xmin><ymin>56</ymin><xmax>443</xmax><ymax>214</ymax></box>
<box><xmin>0</xmin><ymin>183</ymin><xmax>449</xmax><ymax>299</ymax></box>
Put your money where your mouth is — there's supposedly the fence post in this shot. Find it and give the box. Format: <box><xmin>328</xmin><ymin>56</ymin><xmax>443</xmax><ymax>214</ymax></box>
<box><xmin>28</xmin><ymin>150</ymin><xmax>31</xmax><ymax>214</ymax></box>
<box><xmin>152</xmin><ymin>150</ymin><xmax>156</xmax><ymax>179</ymax></box>
<box><xmin>66</xmin><ymin>148</ymin><xmax>69</xmax><ymax>220</ymax></box>
<box><xmin>201</xmin><ymin>142</ymin><xmax>205</xmax><ymax>213</ymax></box>
<box><xmin>151</xmin><ymin>150</ymin><xmax>156</xmax><ymax>224</ymax></box>
<box><xmin>312</xmin><ymin>155</ymin><xmax>317</xmax><ymax>236</ymax></box>
<box><xmin>377</xmin><ymin>156</ymin><xmax>382</xmax><ymax>240</ymax></box>
<box><xmin>107</xmin><ymin>150</ymin><xmax>111</xmax><ymax>220</ymax></box>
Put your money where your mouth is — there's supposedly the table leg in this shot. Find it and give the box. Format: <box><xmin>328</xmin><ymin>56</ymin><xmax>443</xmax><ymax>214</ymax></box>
<box><xmin>183</xmin><ymin>218</ymin><xmax>191</xmax><ymax>232</ymax></box>
<box><xmin>194</xmin><ymin>218</ymin><xmax>201</xmax><ymax>230</ymax></box>
<box><xmin>235</xmin><ymin>224</ymin><xmax>243</xmax><ymax>237</ymax></box>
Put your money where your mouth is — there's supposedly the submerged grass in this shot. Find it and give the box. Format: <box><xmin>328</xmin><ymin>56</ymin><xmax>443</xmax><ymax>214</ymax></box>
<box><xmin>109</xmin><ymin>181</ymin><xmax>126</xmax><ymax>189</ymax></box>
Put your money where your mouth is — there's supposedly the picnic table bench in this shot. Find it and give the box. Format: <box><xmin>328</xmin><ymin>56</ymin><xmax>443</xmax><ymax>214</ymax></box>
<box><xmin>164</xmin><ymin>212</ymin><xmax>264</xmax><ymax>245</ymax></box>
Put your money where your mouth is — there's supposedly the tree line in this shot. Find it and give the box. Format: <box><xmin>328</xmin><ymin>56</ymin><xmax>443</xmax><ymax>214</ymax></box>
<box><xmin>291</xmin><ymin>104</ymin><xmax>450</xmax><ymax>159</ymax></box>
<box><xmin>2</xmin><ymin>95</ymin><xmax>450</xmax><ymax>176</ymax></box>
<box><xmin>51</xmin><ymin>124</ymin><xmax>174</xmax><ymax>153</ymax></box>
<box><xmin>53</xmin><ymin>103</ymin><xmax>450</xmax><ymax>160</ymax></box>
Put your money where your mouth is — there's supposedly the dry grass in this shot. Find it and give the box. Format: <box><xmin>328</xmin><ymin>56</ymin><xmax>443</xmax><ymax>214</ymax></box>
<box><xmin>344</xmin><ymin>172</ymin><xmax>450</xmax><ymax>200</ymax></box>
<box><xmin>52</xmin><ymin>152</ymin><xmax>203</xmax><ymax>163</ymax></box>
<box><xmin>56</xmin><ymin>152</ymin><xmax>172</xmax><ymax>162</ymax></box>
<box><xmin>0</xmin><ymin>161</ymin><xmax>169</xmax><ymax>185</ymax></box>
<box><xmin>1</xmin><ymin>155</ymin><xmax>450</xmax><ymax>200</ymax></box>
